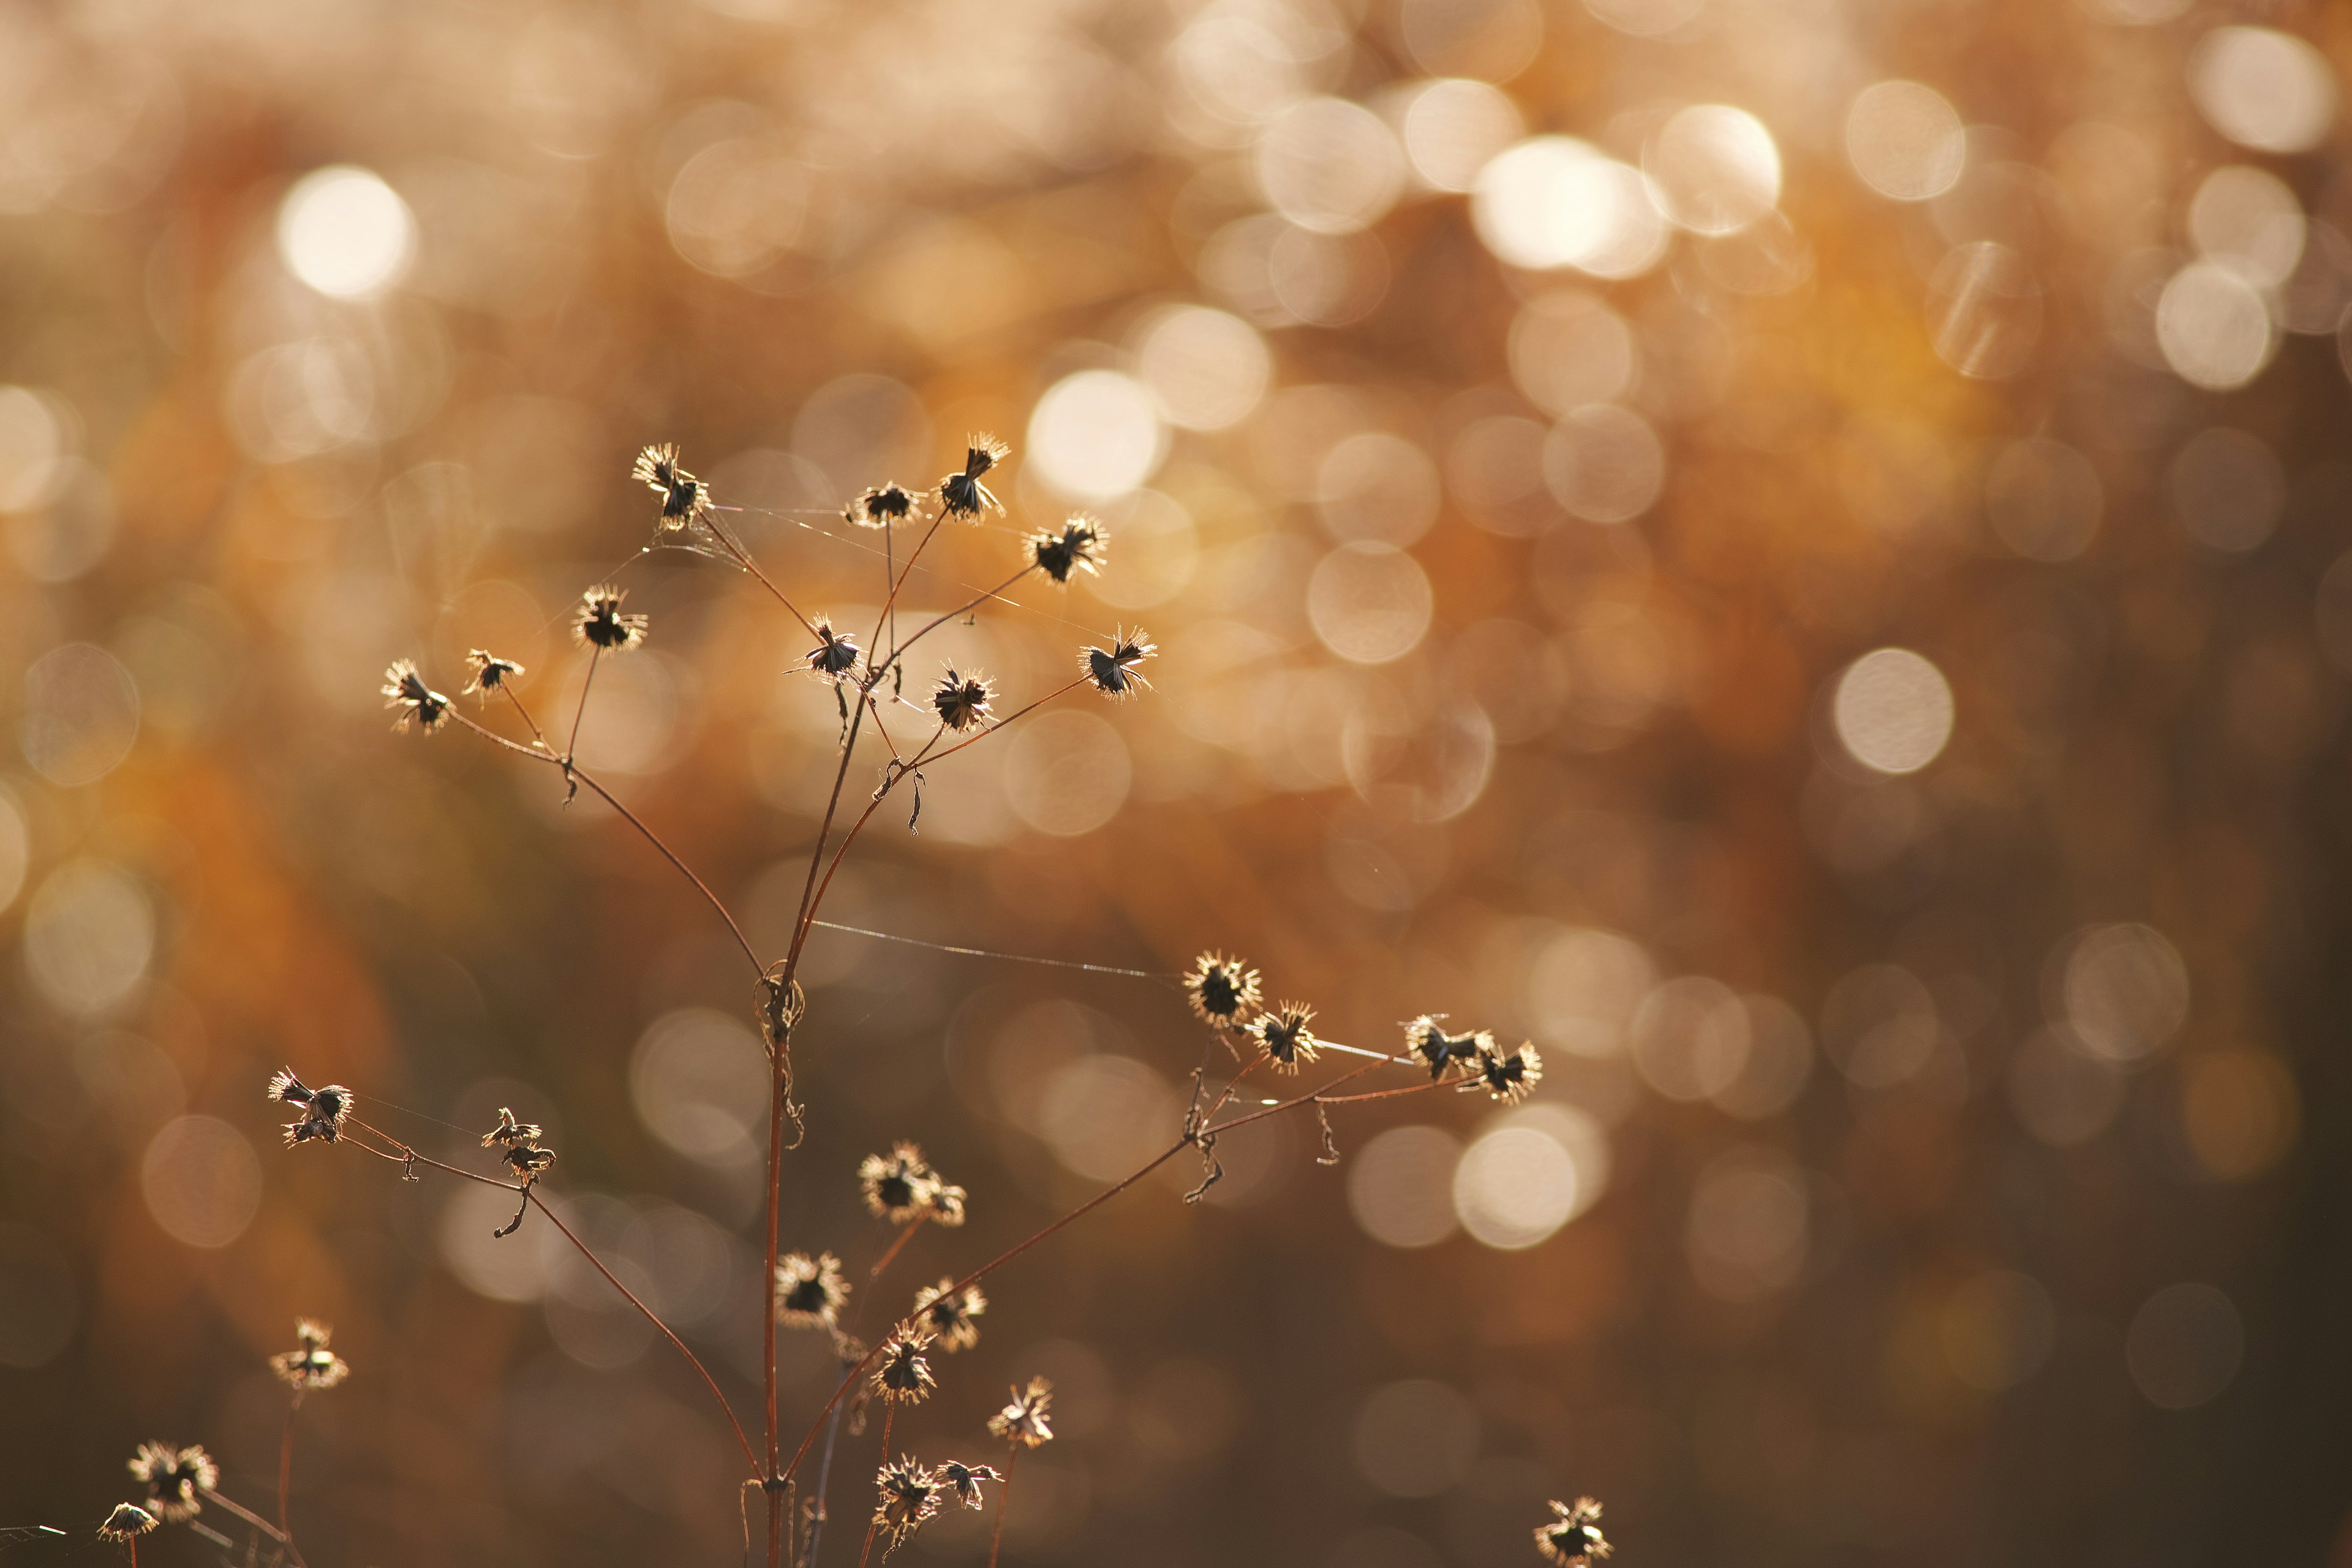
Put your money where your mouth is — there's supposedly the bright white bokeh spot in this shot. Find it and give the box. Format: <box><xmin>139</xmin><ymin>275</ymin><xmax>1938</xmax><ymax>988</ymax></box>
<box><xmin>1509</xmin><ymin>292</ymin><xmax>1637</xmax><ymax>415</ymax></box>
<box><xmin>630</xmin><ymin>1008</ymin><xmax>767</xmax><ymax>1164</ymax></box>
<box><xmin>1255</xmin><ymin>96</ymin><xmax>1406</xmax><ymax>235</ymax></box>
<box><xmin>1308</xmin><ymin>541</ymin><xmax>1434</xmax><ymax>664</ymax></box>
<box><xmin>1136</xmin><ymin>306</ymin><xmax>1270</xmax><ymax>432</ymax></box>
<box><xmin>1833</xmin><ymin>648</ymin><xmax>1954</xmax><ymax>775</ymax></box>
<box><xmin>1453</xmin><ymin>1124</ymin><xmax>1578</xmax><ymax>1249</ymax></box>
<box><xmin>2157</xmin><ymin>261</ymin><xmax>2276</xmax><ymax>390</ymax></box>
<box><xmin>1348</xmin><ymin>1125</ymin><xmax>1463</xmax><ymax>1248</ymax></box>
<box><xmin>2188</xmin><ymin>166</ymin><xmax>2305</xmax><ymax>290</ymax></box>
<box><xmin>277</xmin><ymin>165</ymin><xmax>416</xmax><ymax>299</ymax></box>
<box><xmin>24</xmin><ymin>861</ymin><xmax>153</xmax><ymax>1016</ymax></box>
<box><xmin>1400</xmin><ymin>78</ymin><xmax>1525</xmax><ymax>192</ymax></box>
<box><xmin>2188</xmin><ymin>28</ymin><xmax>2337</xmax><ymax>156</ymax></box>
<box><xmin>1028</xmin><ymin>370</ymin><xmax>1167</xmax><ymax>502</ymax></box>
<box><xmin>141</xmin><ymin>1117</ymin><xmax>262</xmax><ymax>1250</ymax></box>
<box><xmin>1471</xmin><ymin>137</ymin><xmax>1667</xmax><ymax>277</ymax></box>
<box><xmin>1646</xmin><ymin>105</ymin><xmax>1782</xmax><ymax>235</ymax></box>
<box><xmin>1004</xmin><ymin>709</ymin><xmax>1133</xmax><ymax>836</ymax></box>
<box><xmin>1845</xmin><ymin>81</ymin><xmax>1967</xmax><ymax>202</ymax></box>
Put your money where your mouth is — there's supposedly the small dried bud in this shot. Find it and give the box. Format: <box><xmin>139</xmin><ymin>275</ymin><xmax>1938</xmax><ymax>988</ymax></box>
<box><xmin>1250</xmin><ymin>1002</ymin><xmax>1321</xmax><ymax>1073</ymax></box>
<box><xmin>633</xmin><ymin>443</ymin><xmax>709</xmax><ymax>529</ymax></box>
<box><xmin>380</xmin><ymin>660</ymin><xmax>449</xmax><ymax>733</ymax></box>
<box><xmin>1185</xmin><ymin>952</ymin><xmax>1261</xmax><ymax>1029</ymax></box>
<box><xmin>776</xmin><ymin>1251</ymin><xmax>850</xmax><ymax>1330</ymax></box>
<box><xmin>859</xmin><ymin>1142</ymin><xmax>940</xmax><ymax>1226</ymax></box>
<box><xmin>1082</xmin><ymin>628</ymin><xmax>1156</xmax><ymax>699</ymax></box>
<box><xmin>937</xmin><ymin>1460</ymin><xmax>1002</xmax><ymax>1509</ymax></box>
<box><xmin>911</xmin><ymin>1278</ymin><xmax>987</xmax><ymax>1352</ymax></box>
<box><xmin>940</xmin><ymin>435</ymin><xmax>1009</xmax><ymax>519</ymax></box>
<box><xmin>871</xmin><ymin>1329</ymin><xmax>937</xmax><ymax>1404</ymax></box>
<box><xmin>266</xmin><ymin>1069</ymin><xmax>352</xmax><ymax>1147</ymax></box>
<box><xmin>574</xmin><ymin>585</ymin><xmax>648</xmax><ymax>652</ymax></box>
<box><xmin>99</xmin><ymin>1504</ymin><xmax>157</xmax><ymax>1542</ymax></box>
<box><xmin>481</xmin><ymin>1107</ymin><xmax>543</xmax><ymax>1148</ymax></box>
<box><xmin>464</xmin><ymin>650</ymin><xmax>522</xmax><ymax>699</ymax></box>
<box><xmin>127</xmin><ymin>1442</ymin><xmax>217</xmax><ymax>1524</ymax></box>
<box><xmin>988</xmin><ymin>1376</ymin><xmax>1054</xmax><ymax>1448</ymax></box>
<box><xmin>1467</xmin><ymin>1042</ymin><xmax>1542</xmax><ymax>1104</ymax></box>
<box><xmin>931</xmin><ymin>667</ymin><xmax>994</xmax><ymax>731</ymax></box>
<box><xmin>503</xmin><ymin>1143</ymin><xmax>556</xmax><ymax>1181</ymax></box>
<box><xmin>1030</xmin><ymin>517</ymin><xmax>1104</xmax><ymax>582</ymax></box>
<box><xmin>1405</xmin><ymin>1015</ymin><xmax>1492</xmax><ymax>1080</ymax></box>
<box><xmin>270</xmin><ymin>1319</ymin><xmax>349</xmax><ymax>1392</ymax></box>
<box><xmin>805</xmin><ymin>619</ymin><xmax>862</xmax><ymax>680</ymax></box>
<box><xmin>873</xmin><ymin>1455</ymin><xmax>941</xmax><ymax>1551</ymax></box>
<box><xmin>1534</xmin><ymin>1498</ymin><xmax>1611</xmax><ymax>1566</ymax></box>
<box><xmin>850</xmin><ymin>483</ymin><xmax>917</xmax><ymax>528</ymax></box>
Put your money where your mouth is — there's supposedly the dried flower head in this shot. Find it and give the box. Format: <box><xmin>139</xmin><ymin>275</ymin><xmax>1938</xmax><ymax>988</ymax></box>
<box><xmin>1185</xmin><ymin>952</ymin><xmax>1262</xmax><ymax>1030</ymax></box>
<box><xmin>99</xmin><ymin>1504</ymin><xmax>156</xmax><ymax>1542</ymax></box>
<box><xmin>1406</xmin><ymin>1015</ymin><xmax>1493</xmax><ymax>1080</ymax></box>
<box><xmin>380</xmin><ymin>660</ymin><xmax>448</xmax><ymax>734</ymax></box>
<box><xmin>503</xmin><ymin>1143</ymin><xmax>556</xmax><ymax>1181</ymax></box>
<box><xmin>1250</xmin><ymin>1002</ymin><xmax>1321</xmax><ymax>1073</ymax></box>
<box><xmin>127</xmin><ymin>1443</ymin><xmax>216</xmax><ymax>1524</ymax></box>
<box><xmin>850</xmin><ymin>483</ymin><xmax>917</xmax><ymax>529</ymax></box>
<box><xmin>924</xmin><ymin>1179</ymin><xmax>967</xmax><ymax>1228</ymax></box>
<box><xmin>911</xmin><ymin>1279</ymin><xmax>987</xmax><ymax>1352</ymax></box>
<box><xmin>481</xmin><ymin>1107</ymin><xmax>543</xmax><ymax>1148</ymax></box>
<box><xmin>1082</xmin><ymin>628</ymin><xmax>1156</xmax><ymax>699</ymax></box>
<box><xmin>463</xmin><ymin>650</ymin><xmax>522</xmax><ymax>699</ymax></box>
<box><xmin>937</xmin><ymin>1460</ymin><xmax>1003</xmax><ymax>1509</ymax></box>
<box><xmin>873</xmin><ymin>1455</ymin><xmax>941</xmax><ymax>1552</ymax></box>
<box><xmin>859</xmin><ymin>1142</ymin><xmax>941</xmax><ymax>1225</ymax></box>
<box><xmin>270</xmin><ymin>1319</ymin><xmax>349</xmax><ymax>1392</ymax></box>
<box><xmin>1534</xmin><ymin>1498</ymin><xmax>1611</xmax><ymax>1566</ymax></box>
<box><xmin>1468</xmin><ymin>1041</ymin><xmax>1543</xmax><ymax>1104</ymax></box>
<box><xmin>931</xmin><ymin>666</ymin><xmax>994</xmax><ymax>731</ymax></box>
<box><xmin>1030</xmin><ymin>517</ymin><xmax>1104</xmax><ymax>582</ymax></box>
<box><xmin>939</xmin><ymin>434</ymin><xmax>1009</xmax><ymax>519</ymax></box>
<box><xmin>574</xmin><ymin>585</ymin><xmax>648</xmax><ymax>652</ymax></box>
<box><xmin>633</xmin><ymin>443</ymin><xmax>710</xmax><ymax>529</ymax></box>
<box><xmin>266</xmin><ymin>1069</ymin><xmax>352</xmax><ymax>1147</ymax></box>
<box><xmin>775</xmin><ymin>1251</ymin><xmax>850</xmax><ymax>1330</ymax></box>
<box><xmin>988</xmin><ymin>1376</ymin><xmax>1054</xmax><ymax>1448</ymax></box>
<box><xmin>805</xmin><ymin>618</ymin><xmax>862</xmax><ymax>681</ymax></box>
<box><xmin>871</xmin><ymin>1329</ymin><xmax>937</xmax><ymax>1404</ymax></box>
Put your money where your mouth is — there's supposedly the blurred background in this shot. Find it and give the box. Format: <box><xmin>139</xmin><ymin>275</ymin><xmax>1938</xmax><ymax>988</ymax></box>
<box><xmin>4</xmin><ymin>0</ymin><xmax>2350</xmax><ymax>1562</ymax></box>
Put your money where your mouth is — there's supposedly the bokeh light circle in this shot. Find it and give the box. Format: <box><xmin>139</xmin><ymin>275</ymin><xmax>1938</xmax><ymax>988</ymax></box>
<box><xmin>2187</xmin><ymin>28</ymin><xmax>2337</xmax><ymax>156</ymax></box>
<box><xmin>1028</xmin><ymin>370</ymin><xmax>1167</xmax><ymax>501</ymax></box>
<box><xmin>1645</xmin><ymin>105</ymin><xmax>1782</xmax><ymax>235</ymax></box>
<box><xmin>24</xmin><ymin>860</ymin><xmax>154</xmax><ymax>1016</ymax></box>
<box><xmin>20</xmin><ymin>642</ymin><xmax>139</xmax><ymax>786</ymax></box>
<box><xmin>1004</xmin><ymin>709</ymin><xmax>1133</xmax><ymax>835</ymax></box>
<box><xmin>1845</xmin><ymin>81</ymin><xmax>1966</xmax><ymax>202</ymax></box>
<box><xmin>1136</xmin><ymin>306</ymin><xmax>1270</xmax><ymax>431</ymax></box>
<box><xmin>1832</xmin><ymin>649</ymin><xmax>1954</xmax><ymax>775</ymax></box>
<box><xmin>141</xmin><ymin>1116</ymin><xmax>262</xmax><ymax>1249</ymax></box>
<box><xmin>2157</xmin><ymin>261</ymin><xmax>2277</xmax><ymax>390</ymax></box>
<box><xmin>277</xmin><ymin>165</ymin><xmax>416</xmax><ymax>298</ymax></box>
<box><xmin>1348</xmin><ymin>1125</ymin><xmax>1463</xmax><ymax>1248</ymax></box>
<box><xmin>1254</xmin><ymin>96</ymin><xmax>1406</xmax><ymax>235</ymax></box>
<box><xmin>1307</xmin><ymin>541</ymin><xmax>1434</xmax><ymax>664</ymax></box>
<box><xmin>1452</xmin><ymin>1124</ymin><xmax>1579</xmax><ymax>1248</ymax></box>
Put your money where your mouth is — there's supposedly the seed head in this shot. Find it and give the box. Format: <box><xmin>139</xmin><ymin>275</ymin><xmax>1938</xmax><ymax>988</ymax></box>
<box><xmin>1185</xmin><ymin>952</ymin><xmax>1262</xmax><ymax>1029</ymax></box>
<box><xmin>871</xmin><ymin>1329</ymin><xmax>937</xmax><ymax>1404</ymax></box>
<box><xmin>805</xmin><ymin>619</ymin><xmax>862</xmax><ymax>681</ymax></box>
<box><xmin>480</xmin><ymin>1107</ymin><xmax>543</xmax><ymax>1148</ymax></box>
<box><xmin>911</xmin><ymin>1278</ymin><xmax>987</xmax><ymax>1352</ymax></box>
<box><xmin>939</xmin><ymin>434</ymin><xmax>1009</xmax><ymax>519</ymax></box>
<box><xmin>926</xmin><ymin>1180</ymin><xmax>968</xmax><ymax>1227</ymax></box>
<box><xmin>1534</xmin><ymin>1498</ymin><xmax>1611</xmax><ymax>1566</ymax></box>
<box><xmin>574</xmin><ymin>585</ymin><xmax>648</xmax><ymax>652</ymax></box>
<box><xmin>463</xmin><ymin>650</ymin><xmax>522</xmax><ymax>700</ymax></box>
<box><xmin>988</xmin><ymin>1376</ymin><xmax>1054</xmax><ymax>1448</ymax></box>
<box><xmin>380</xmin><ymin>660</ymin><xmax>449</xmax><ymax>734</ymax></box>
<box><xmin>1250</xmin><ymin>1002</ymin><xmax>1321</xmax><ymax>1073</ymax></box>
<box><xmin>270</xmin><ymin>1319</ymin><xmax>349</xmax><ymax>1392</ymax></box>
<box><xmin>775</xmin><ymin>1251</ymin><xmax>850</xmax><ymax>1330</ymax></box>
<box><xmin>1082</xmin><ymin>628</ymin><xmax>1156</xmax><ymax>699</ymax></box>
<box><xmin>99</xmin><ymin>1504</ymin><xmax>157</xmax><ymax>1542</ymax></box>
<box><xmin>1467</xmin><ymin>1042</ymin><xmax>1542</xmax><ymax>1104</ymax></box>
<box><xmin>938</xmin><ymin>1460</ymin><xmax>1003</xmax><ymax>1510</ymax></box>
<box><xmin>931</xmin><ymin>666</ymin><xmax>994</xmax><ymax>731</ymax></box>
<box><xmin>859</xmin><ymin>1142</ymin><xmax>940</xmax><ymax>1226</ymax></box>
<box><xmin>503</xmin><ymin>1143</ymin><xmax>556</xmax><ymax>1181</ymax></box>
<box><xmin>127</xmin><ymin>1442</ymin><xmax>217</xmax><ymax>1524</ymax></box>
<box><xmin>850</xmin><ymin>483</ymin><xmax>917</xmax><ymax>529</ymax></box>
<box><xmin>1030</xmin><ymin>517</ymin><xmax>1104</xmax><ymax>583</ymax></box>
<box><xmin>873</xmin><ymin>1455</ymin><xmax>941</xmax><ymax>1552</ymax></box>
<box><xmin>1406</xmin><ymin>1015</ymin><xmax>1492</xmax><ymax>1081</ymax></box>
<box><xmin>266</xmin><ymin>1069</ymin><xmax>352</xmax><ymax>1147</ymax></box>
<box><xmin>633</xmin><ymin>443</ymin><xmax>710</xmax><ymax>529</ymax></box>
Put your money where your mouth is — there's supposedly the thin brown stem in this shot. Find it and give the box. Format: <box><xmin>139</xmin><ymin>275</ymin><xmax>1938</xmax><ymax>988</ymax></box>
<box><xmin>498</xmin><ymin>684</ymin><xmax>553</xmax><ymax>752</ymax></box>
<box><xmin>874</xmin><ymin>567</ymin><xmax>1035</xmax><ymax>681</ymax></box>
<box><xmin>869</xmin><ymin>507</ymin><xmax>949</xmax><ymax>657</ymax></box>
<box><xmin>986</xmin><ymin>1445</ymin><xmax>1019</xmax><ymax>1568</ymax></box>
<box><xmin>564</xmin><ymin>645</ymin><xmax>601</xmax><ymax>766</ymax></box>
<box><xmin>867</xmin><ymin>1213</ymin><xmax>927</xmax><ymax>1286</ymax></box>
<box><xmin>527</xmin><ymin>1191</ymin><xmax>763</xmax><ymax>1479</ymax></box>
<box><xmin>709</xmin><ymin>524</ymin><xmax>821</xmax><ymax>641</ymax></box>
<box><xmin>854</xmin><ymin>1405</ymin><xmax>896</xmax><ymax>1568</ymax></box>
<box><xmin>442</xmin><ymin>710</ymin><xmax>765</xmax><ymax>979</ymax></box>
<box><xmin>277</xmin><ymin>1396</ymin><xmax>296</xmax><ymax>1540</ymax></box>
<box><xmin>198</xmin><ymin>1486</ymin><xmax>301</xmax><ymax>1561</ymax></box>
